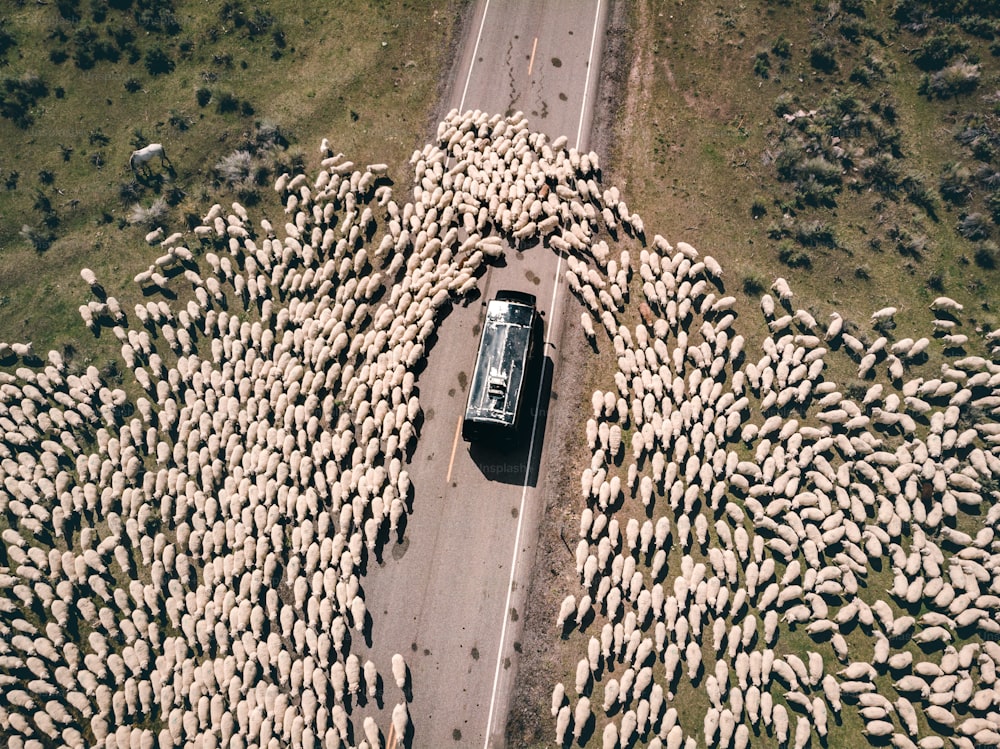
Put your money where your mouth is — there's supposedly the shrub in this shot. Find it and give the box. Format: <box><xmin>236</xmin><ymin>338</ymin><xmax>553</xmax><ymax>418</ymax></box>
<box><xmin>5</xmin><ymin>170</ymin><xmax>18</xmax><ymax>190</ymax></box>
<box><xmin>118</xmin><ymin>180</ymin><xmax>142</xmax><ymax>206</ymax></box>
<box><xmin>49</xmin><ymin>48</ymin><xmax>68</xmax><ymax>64</ymax></box>
<box><xmin>130</xmin><ymin>129</ymin><xmax>149</xmax><ymax>150</ymax></box>
<box><xmin>195</xmin><ymin>87</ymin><xmax>211</xmax><ymax>107</ymax></box>
<box><xmin>897</xmin><ymin>232</ymin><xmax>928</xmax><ymax>259</ymax></box>
<box><xmin>135</xmin><ymin>3</ymin><xmax>182</xmax><ymax>35</ymax></box>
<box><xmin>216</xmin><ymin>150</ymin><xmax>253</xmax><ymax>186</ymax></box>
<box><xmin>902</xmin><ymin>172</ymin><xmax>937</xmax><ymax>217</ymax></box>
<box><xmin>987</xmin><ymin>191</ymin><xmax>1000</xmax><ymax>224</ymax></box>
<box><xmin>753</xmin><ymin>52</ymin><xmax>770</xmax><ymax>78</ymax></box>
<box><xmin>809</xmin><ymin>39</ymin><xmax>838</xmax><ymax>73</ymax></box>
<box><xmin>168</xmin><ymin>109</ymin><xmax>190</xmax><ymax>130</ymax></box>
<box><xmin>742</xmin><ymin>274</ymin><xmax>766</xmax><ymax>295</ymax></box>
<box><xmin>913</xmin><ymin>34</ymin><xmax>969</xmax><ymax>71</ymax></box>
<box><xmin>0</xmin><ymin>73</ymin><xmax>49</xmax><ymax>128</ymax></box>
<box><xmin>128</xmin><ymin>198</ymin><xmax>169</xmax><ymax>228</ymax></box>
<box><xmin>927</xmin><ymin>273</ymin><xmax>944</xmax><ymax>291</ymax></box>
<box><xmin>839</xmin><ymin>19</ymin><xmax>861</xmax><ymax>43</ymax></box>
<box><xmin>88</xmin><ymin>128</ymin><xmax>109</xmax><ymax>146</ymax></box>
<box><xmin>20</xmin><ymin>224</ymin><xmax>54</xmax><ymax>252</ymax></box>
<box><xmin>38</xmin><ymin>170</ymin><xmax>55</xmax><ymax>186</ymax></box>
<box><xmin>939</xmin><ymin>162</ymin><xmax>972</xmax><ymax>204</ymax></box>
<box><xmin>958</xmin><ymin>212</ymin><xmax>991</xmax><ymax>240</ymax></box>
<box><xmin>772</xmin><ymin>35</ymin><xmax>791</xmax><ymax>58</ymax></box>
<box><xmin>216</xmin><ymin>91</ymin><xmax>239</xmax><ymax>113</ymax></box>
<box><xmin>975</xmin><ymin>243</ymin><xmax>998</xmax><ymax>269</ymax></box>
<box><xmin>779</xmin><ymin>243</ymin><xmax>812</xmax><ymax>268</ymax></box>
<box><xmin>861</xmin><ymin>153</ymin><xmax>901</xmax><ymax>190</ymax></box>
<box><xmin>144</xmin><ymin>47</ymin><xmax>175</xmax><ymax>76</ymax></box>
<box><xmin>921</xmin><ymin>62</ymin><xmax>981</xmax><ymax>100</ymax></box>
<box><xmin>124</xmin><ymin>77</ymin><xmax>142</xmax><ymax>93</ymax></box>
<box><xmin>751</xmin><ymin>198</ymin><xmax>767</xmax><ymax>219</ymax></box>
<box><xmin>794</xmin><ymin>220</ymin><xmax>835</xmax><ymax>247</ymax></box>
<box><xmin>165</xmin><ymin>185</ymin><xmax>186</xmax><ymax>206</ymax></box>
<box><xmin>253</xmin><ymin>119</ymin><xmax>290</xmax><ymax>150</ymax></box>
<box><xmin>0</xmin><ymin>23</ymin><xmax>15</xmax><ymax>65</ymax></box>
<box><xmin>109</xmin><ymin>23</ymin><xmax>135</xmax><ymax>50</ymax></box>
<box><xmin>854</xmin><ymin>265</ymin><xmax>871</xmax><ymax>280</ymax></box>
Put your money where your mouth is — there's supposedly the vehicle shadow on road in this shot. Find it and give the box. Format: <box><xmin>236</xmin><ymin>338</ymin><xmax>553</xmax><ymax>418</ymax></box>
<box><xmin>467</xmin><ymin>354</ymin><xmax>553</xmax><ymax>487</ymax></box>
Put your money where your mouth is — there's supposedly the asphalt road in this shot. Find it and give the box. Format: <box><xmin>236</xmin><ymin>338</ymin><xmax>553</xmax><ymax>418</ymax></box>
<box><xmin>361</xmin><ymin>2</ymin><xmax>608</xmax><ymax>746</ymax></box>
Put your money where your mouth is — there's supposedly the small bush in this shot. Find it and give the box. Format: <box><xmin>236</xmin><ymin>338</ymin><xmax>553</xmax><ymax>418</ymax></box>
<box><xmin>794</xmin><ymin>220</ymin><xmax>835</xmax><ymax>246</ymax></box>
<box><xmin>809</xmin><ymin>39</ymin><xmax>838</xmax><ymax>73</ymax></box>
<box><xmin>753</xmin><ymin>52</ymin><xmax>770</xmax><ymax>78</ymax></box>
<box><xmin>195</xmin><ymin>87</ymin><xmax>212</xmax><ymax>107</ymax></box>
<box><xmin>109</xmin><ymin>23</ymin><xmax>136</xmax><ymax>50</ymax></box>
<box><xmin>124</xmin><ymin>77</ymin><xmax>142</xmax><ymax>93</ymax></box>
<box><xmin>975</xmin><ymin>243</ymin><xmax>998</xmax><ymax>269</ymax></box>
<box><xmin>751</xmin><ymin>198</ymin><xmax>767</xmax><ymax>219</ymax></box>
<box><xmin>987</xmin><ymin>191</ymin><xmax>1000</xmax><ymax>224</ymax></box>
<box><xmin>772</xmin><ymin>35</ymin><xmax>791</xmax><ymax>58</ymax></box>
<box><xmin>216</xmin><ymin>150</ymin><xmax>253</xmax><ymax>186</ymax></box>
<box><xmin>854</xmin><ymin>265</ymin><xmax>871</xmax><ymax>280</ymax></box>
<box><xmin>128</xmin><ymin>198</ymin><xmax>169</xmax><ymax>228</ymax></box>
<box><xmin>742</xmin><ymin>274</ymin><xmax>766</xmax><ymax>295</ymax></box>
<box><xmin>20</xmin><ymin>224</ymin><xmax>54</xmax><ymax>252</ymax></box>
<box><xmin>130</xmin><ymin>129</ymin><xmax>149</xmax><ymax>150</ymax></box>
<box><xmin>939</xmin><ymin>162</ymin><xmax>972</xmax><ymax>204</ymax></box>
<box><xmin>49</xmin><ymin>48</ymin><xmax>69</xmax><ymax>64</ymax></box>
<box><xmin>773</xmin><ymin>92</ymin><xmax>796</xmax><ymax>117</ymax></box>
<box><xmin>0</xmin><ymin>73</ymin><xmax>49</xmax><ymax>128</ymax></box>
<box><xmin>5</xmin><ymin>170</ymin><xmax>18</xmax><ymax>190</ymax></box>
<box><xmin>902</xmin><ymin>172</ymin><xmax>937</xmax><ymax>216</ymax></box>
<box><xmin>958</xmin><ymin>212</ymin><xmax>991</xmax><ymax>241</ymax></box>
<box><xmin>216</xmin><ymin>91</ymin><xmax>239</xmax><ymax>113</ymax></box>
<box><xmin>168</xmin><ymin>109</ymin><xmax>190</xmax><ymax>131</ymax></box>
<box><xmin>0</xmin><ymin>23</ymin><xmax>15</xmax><ymax>65</ymax></box>
<box><xmin>88</xmin><ymin>127</ymin><xmax>109</xmax><ymax>146</ymax></box>
<box><xmin>38</xmin><ymin>170</ymin><xmax>55</xmax><ymax>186</ymax></box>
<box><xmin>897</xmin><ymin>232</ymin><xmax>928</xmax><ymax>258</ymax></box>
<box><xmin>779</xmin><ymin>243</ymin><xmax>812</xmax><ymax>268</ymax></box>
<box><xmin>165</xmin><ymin>185</ymin><xmax>186</xmax><ymax>206</ymax></box>
<box><xmin>144</xmin><ymin>47</ymin><xmax>175</xmax><ymax>76</ymax></box>
<box><xmin>253</xmin><ymin>119</ymin><xmax>290</xmax><ymax>150</ymax></box>
<box><xmin>913</xmin><ymin>33</ymin><xmax>969</xmax><ymax>72</ymax></box>
<box><xmin>118</xmin><ymin>180</ymin><xmax>142</xmax><ymax>206</ymax></box>
<box><xmin>921</xmin><ymin>62</ymin><xmax>981</xmax><ymax>100</ymax></box>
<box><xmin>927</xmin><ymin>273</ymin><xmax>944</xmax><ymax>292</ymax></box>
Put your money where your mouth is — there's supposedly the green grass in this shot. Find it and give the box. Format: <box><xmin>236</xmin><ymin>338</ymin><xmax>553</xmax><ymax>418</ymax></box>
<box><xmin>0</xmin><ymin>0</ymin><xmax>463</xmax><ymax>366</ymax></box>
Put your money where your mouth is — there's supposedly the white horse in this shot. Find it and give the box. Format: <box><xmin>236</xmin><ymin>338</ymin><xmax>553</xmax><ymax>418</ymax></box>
<box><xmin>130</xmin><ymin>143</ymin><xmax>170</xmax><ymax>173</ymax></box>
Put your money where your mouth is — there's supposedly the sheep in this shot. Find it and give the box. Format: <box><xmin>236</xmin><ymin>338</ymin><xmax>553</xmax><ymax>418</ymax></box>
<box><xmin>871</xmin><ymin>306</ymin><xmax>897</xmax><ymax>322</ymax></box>
<box><xmin>391</xmin><ymin>653</ymin><xmax>408</xmax><ymax>692</ymax></box>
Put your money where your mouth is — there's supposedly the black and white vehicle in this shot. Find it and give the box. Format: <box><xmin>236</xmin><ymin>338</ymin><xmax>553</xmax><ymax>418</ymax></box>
<box><xmin>462</xmin><ymin>290</ymin><xmax>543</xmax><ymax>446</ymax></box>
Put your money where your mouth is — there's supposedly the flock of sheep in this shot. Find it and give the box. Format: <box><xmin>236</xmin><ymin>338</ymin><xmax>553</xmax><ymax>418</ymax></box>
<box><xmin>0</xmin><ymin>104</ymin><xmax>997</xmax><ymax>749</ymax></box>
<box><xmin>0</xmin><ymin>109</ymin><xmax>629</xmax><ymax>747</ymax></box>
<box><xmin>552</xmin><ymin>219</ymin><xmax>1000</xmax><ymax>743</ymax></box>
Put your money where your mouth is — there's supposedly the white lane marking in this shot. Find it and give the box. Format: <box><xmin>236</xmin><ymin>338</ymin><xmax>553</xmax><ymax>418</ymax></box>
<box><xmin>528</xmin><ymin>36</ymin><xmax>539</xmax><ymax>76</ymax></box>
<box><xmin>481</xmin><ymin>2</ymin><xmax>605</xmax><ymax>745</ymax></box>
<box><xmin>576</xmin><ymin>0</ymin><xmax>604</xmax><ymax>149</ymax></box>
<box><xmin>459</xmin><ymin>0</ymin><xmax>493</xmax><ymax>113</ymax></box>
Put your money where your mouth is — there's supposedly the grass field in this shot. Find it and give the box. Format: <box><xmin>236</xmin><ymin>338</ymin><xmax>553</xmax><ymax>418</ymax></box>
<box><xmin>0</xmin><ymin>0</ymin><xmax>463</xmax><ymax>367</ymax></box>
